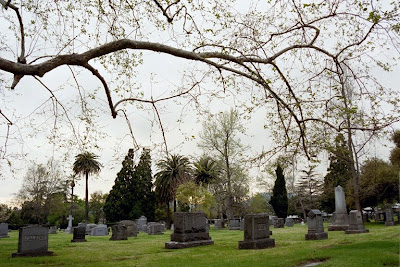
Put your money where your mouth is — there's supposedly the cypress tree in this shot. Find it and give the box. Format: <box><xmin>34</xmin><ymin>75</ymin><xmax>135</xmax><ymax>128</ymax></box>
<box><xmin>320</xmin><ymin>134</ymin><xmax>352</xmax><ymax>213</ymax></box>
<box><xmin>269</xmin><ymin>164</ymin><xmax>288</xmax><ymax>218</ymax></box>
<box><xmin>104</xmin><ymin>148</ymin><xmax>155</xmax><ymax>222</ymax></box>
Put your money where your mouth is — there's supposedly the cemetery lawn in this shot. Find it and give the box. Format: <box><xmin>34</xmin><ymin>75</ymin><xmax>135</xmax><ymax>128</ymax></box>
<box><xmin>0</xmin><ymin>222</ymin><xmax>398</xmax><ymax>267</ymax></box>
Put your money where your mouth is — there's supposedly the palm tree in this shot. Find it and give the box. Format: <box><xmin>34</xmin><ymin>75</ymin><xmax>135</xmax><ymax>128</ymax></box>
<box><xmin>73</xmin><ymin>152</ymin><xmax>101</xmax><ymax>223</ymax></box>
<box><xmin>193</xmin><ymin>156</ymin><xmax>220</xmax><ymax>186</ymax></box>
<box><xmin>154</xmin><ymin>154</ymin><xmax>191</xmax><ymax>228</ymax></box>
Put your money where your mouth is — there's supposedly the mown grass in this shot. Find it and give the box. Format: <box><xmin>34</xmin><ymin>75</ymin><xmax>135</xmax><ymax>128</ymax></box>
<box><xmin>0</xmin><ymin>222</ymin><xmax>398</xmax><ymax>267</ymax></box>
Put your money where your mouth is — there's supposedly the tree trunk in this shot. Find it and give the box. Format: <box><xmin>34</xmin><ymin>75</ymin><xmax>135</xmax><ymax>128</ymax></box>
<box><xmin>166</xmin><ymin>202</ymin><xmax>171</xmax><ymax>229</ymax></box>
<box><xmin>225</xmin><ymin>142</ymin><xmax>234</xmax><ymax>220</ymax></box>
<box><xmin>85</xmin><ymin>171</ymin><xmax>89</xmax><ymax>223</ymax></box>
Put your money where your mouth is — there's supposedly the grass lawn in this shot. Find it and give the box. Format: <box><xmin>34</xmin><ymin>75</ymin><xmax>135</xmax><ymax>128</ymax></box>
<box><xmin>0</xmin><ymin>222</ymin><xmax>398</xmax><ymax>267</ymax></box>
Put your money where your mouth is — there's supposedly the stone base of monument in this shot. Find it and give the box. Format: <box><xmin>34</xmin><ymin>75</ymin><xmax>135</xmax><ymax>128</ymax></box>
<box><xmin>238</xmin><ymin>238</ymin><xmax>275</xmax><ymax>249</ymax></box>
<box><xmin>345</xmin><ymin>229</ymin><xmax>369</xmax><ymax>234</ymax></box>
<box><xmin>12</xmin><ymin>251</ymin><xmax>54</xmax><ymax>258</ymax></box>
<box><xmin>305</xmin><ymin>232</ymin><xmax>328</xmax><ymax>240</ymax></box>
<box><xmin>327</xmin><ymin>225</ymin><xmax>349</xmax><ymax>231</ymax></box>
<box><xmin>165</xmin><ymin>239</ymin><xmax>214</xmax><ymax>249</ymax></box>
<box><xmin>0</xmin><ymin>235</ymin><xmax>9</xmax><ymax>238</ymax></box>
<box><xmin>385</xmin><ymin>221</ymin><xmax>396</xmax><ymax>226</ymax></box>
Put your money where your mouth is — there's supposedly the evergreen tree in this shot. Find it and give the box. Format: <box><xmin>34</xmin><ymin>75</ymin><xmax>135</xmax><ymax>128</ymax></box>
<box><xmin>269</xmin><ymin>164</ymin><xmax>288</xmax><ymax>218</ymax></box>
<box><xmin>320</xmin><ymin>134</ymin><xmax>352</xmax><ymax>213</ymax></box>
<box><xmin>104</xmin><ymin>148</ymin><xmax>155</xmax><ymax>222</ymax></box>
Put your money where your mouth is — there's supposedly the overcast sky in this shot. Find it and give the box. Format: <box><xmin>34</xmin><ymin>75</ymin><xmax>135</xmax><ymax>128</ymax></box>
<box><xmin>1</xmin><ymin>1</ymin><xmax>399</xmax><ymax>206</ymax></box>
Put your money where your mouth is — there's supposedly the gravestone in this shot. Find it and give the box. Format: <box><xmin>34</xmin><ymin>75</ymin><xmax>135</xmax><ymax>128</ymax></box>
<box><xmin>171</xmin><ymin>223</ymin><xmax>174</xmax><ymax>231</ymax></box>
<box><xmin>206</xmin><ymin>218</ymin><xmax>210</xmax><ymax>233</ymax></box>
<box><xmin>12</xmin><ymin>225</ymin><xmax>53</xmax><ymax>257</ymax></box>
<box><xmin>65</xmin><ymin>215</ymin><xmax>73</xmax><ymax>233</ymax></box>
<box><xmin>345</xmin><ymin>210</ymin><xmax>369</xmax><ymax>234</ymax></box>
<box><xmin>0</xmin><ymin>223</ymin><xmax>9</xmax><ymax>238</ymax></box>
<box><xmin>328</xmin><ymin>185</ymin><xmax>349</xmax><ymax>231</ymax></box>
<box><xmin>229</xmin><ymin>219</ymin><xmax>241</xmax><ymax>230</ymax></box>
<box><xmin>71</xmin><ymin>226</ymin><xmax>87</xmax><ymax>242</ymax></box>
<box><xmin>305</xmin><ymin>210</ymin><xmax>328</xmax><ymax>240</ymax></box>
<box><xmin>385</xmin><ymin>209</ymin><xmax>396</xmax><ymax>226</ymax></box>
<box><xmin>274</xmin><ymin>218</ymin><xmax>285</xmax><ymax>228</ymax></box>
<box><xmin>110</xmin><ymin>225</ymin><xmax>128</xmax><ymax>240</ymax></box>
<box><xmin>238</xmin><ymin>214</ymin><xmax>275</xmax><ymax>249</ymax></box>
<box><xmin>137</xmin><ymin>216</ymin><xmax>148</xmax><ymax>232</ymax></box>
<box><xmin>240</xmin><ymin>218</ymin><xmax>245</xmax><ymax>231</ymax></box>
<box><xmin>91</xmin><ymin>224</ymin><xmax>108</xmax><ymax>236</ymax></box>
<box><xmin>165</xmin><ymin>212</ymin><xmax>214</xmax><ymax>249</ymax></box>
<box><xmin>48</xmin><ymin>226</ymin><xmax>57</xmax><ymax>234</ymax></box>
<box><xmin>119</xmin><ymin>220</ymin><xmax>138</xmax><ymax>237</ymax></box>
<box><xmin>269</xmin><ymin>216</ymin><xmax>277</xmax><ymax>227</ymax></box>
<box><xmin>362</xmin><ymin>212</ymin><xmax>370</xmax><ymax>223</ymax></box>
<box><xmin>285</xmin><ymin>218</ymin><xmax>294</xmax><ymax>227</ymax></box>
<box><xmin>147</xmin><ymin>223</ymin><xmax>165</xmax><ymax>235</ymax></box>
<box><xmin>214</xmin><ymin>219</ymin><xmax>224</xmax><ymax>229</ymax></box>
<box><xmin>86</xmin><ymin>224</ymin><xmax>98</xmax><ymax>235</ymax></box>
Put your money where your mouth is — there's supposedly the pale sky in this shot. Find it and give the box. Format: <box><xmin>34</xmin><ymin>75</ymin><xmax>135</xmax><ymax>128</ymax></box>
<box><xmin>0</xmin><ymin>1</ymin><xmax>399</xmax><ymax>206</ymax></box>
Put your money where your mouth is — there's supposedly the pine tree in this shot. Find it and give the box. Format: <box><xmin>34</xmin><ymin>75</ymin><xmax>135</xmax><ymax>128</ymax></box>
<box><xmin>269</xmin><ymin>164</ymin><xmax>288</xmax><ymax>218</ymax></box>
<box><xmin>104</xmin><ymin>148</ymin><xmax>155</xmax><ymax>222</ymax></box>
<box><xmin>320</xmin><ymin>134</ymin><xmax>352</xmax><ymax>213</ymax></box>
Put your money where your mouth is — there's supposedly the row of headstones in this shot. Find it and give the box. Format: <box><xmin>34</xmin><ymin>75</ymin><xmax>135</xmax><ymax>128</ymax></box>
<box><xmin>214</xmin><ymin>216</ymin><xmax>294</xmax><ymax>231</ymax></box>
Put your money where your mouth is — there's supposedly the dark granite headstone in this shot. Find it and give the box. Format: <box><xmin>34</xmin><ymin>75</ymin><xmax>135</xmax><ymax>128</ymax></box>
<box><xmin>305</xmin><ymin>210</ymin><xmax>328</xmax><ymax>240</ymax></box>
<box><xmin>165</xmin><ymin>212</ymin><xmax>214</xmax><ymax>249</ymax></box>
<box><xmin>385</xmin><ymin>209</ymin><xmax>396</xmax><ymax>226</ymax></box>
<box><xmin>274</xmin><ymin>218</ymin><xmax>284</xmax><ymax>228</ymax></box>
<box><xmin>110</xmin><ymin>225</ymin><xmax>128</xmax><ymax>240</ymax></box>
<box><xmin>345</xmin><ymin>210</ymin><xmax>369</xmax><ymax>234</ymax></box>
<box><xmin>71</xmin><ymin>227</ymin><xmax>87</xmax><ymax>242</ymax></box>
<box><xmin>238</xmin><ymin>214</ymin><xmax>275</xmax><ymax>249</ymax></box>
<box><xmin>12</xmin><ymin>226</ymin><xmax>53</xmax><ymax>257</ymax></box>
<box><xmin>119</xmin><ymin>220</ymin><xmax>137</xmax><ymax>237</ymax></box>
<box><xmin>0</xmin><ymin>223</ymin><xmax>9</xmax><ymax>238</ymax></box>
<box><xmin>229</xmin><ymin>218</ymin><xmax>241</xmax><ymax>230</ymax></box>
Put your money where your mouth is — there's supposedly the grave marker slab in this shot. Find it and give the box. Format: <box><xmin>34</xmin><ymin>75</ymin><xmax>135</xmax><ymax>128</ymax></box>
<box><xmin>12</xmin><ymin>226</ymin><xmax>53</xmax><ymax>257</ymax></box>
<box><xmin>345</xmin><ymin>210</ymin><xmax>369</xmax><ymax>234</ymax></box>
<box><xmin>71</xmin><ymin>227</ymin><xmax>87</xmax><ymax>242</ymax></box>
<box><xmin>48</xmin><ymin>226</ymin><xmax>57</xmax><ymax>234</ymax></box>
<box><xmin>305</xmin><ymin>210</ymin><xmax>328</xmax><ymax>240</ymax></box>
<box><xmin>328</xmin><ymin>186</ymin><xmax>349</xmax><ymax>231</ymax></box>
<box><xmin>229</xmin><ymin>219</ymin><xmax>241</xmax><ymax>230</ymax></box>
<box><xmin>238</xmin><ymin>214</ymin><xmax>275</xmax><ymax>249</ymax></box>
<box><xmin>285</xmin><ymin>218</ymin><xmax>294</xmax><ymax>227</ymax></box>
<box><xmin>0</xmin><ymin>223</ymin><xmax>9</xmax><ymax>238</ymax></box>
<box><xmin>385</xmin><ymin>209</ymin><xmax>396</xmax><ymax>226</ymax></box>
<box><xmin>147</xmin><ymin>223</ymin><xmax>165</xmax><ymax>235</ymax></box>
<box><xmin>91</xmin><ymin>224</ymin><xmax>108</xmax><ymax>236</ymax></box>
<box><xmin>110</xmin><ymin>225</ymin><xmax>128</xmax><ymax>240</ymax></box>
<box><xmin>214</xmin><ymin>219</ymin><xmax>224</xmax><ymax>229</ymax></box>
<box><xmin>165</xmin><ymin>212</ymin><xmax>214</xmax><ymax>249</ymax></box>
<box><xmin>274</xmin><ymin>218</ymin><xmax>284</xmax><ymax>228</ymax></box>
<box><xmin>119</xmin><ymin>220</ymin><xmax>138</xmax><ymax>237</ymax></box>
